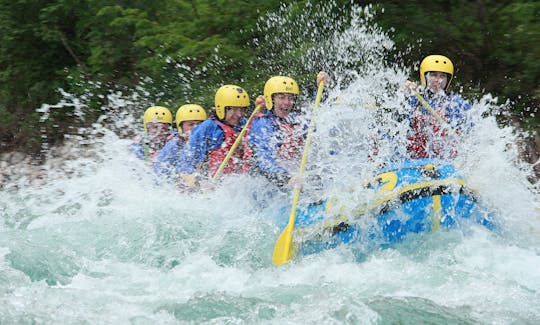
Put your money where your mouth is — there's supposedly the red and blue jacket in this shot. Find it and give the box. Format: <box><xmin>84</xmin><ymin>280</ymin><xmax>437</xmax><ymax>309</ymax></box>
<box><xmin>406</xmin><ymin>91</ymin><xmax>472</xmax><ymax>159</ymax></box>
<box><xmin>245</xmin><ymin>110</ymin><xmax>306</xmax><ymax>185</ymax></box>
<box><xmin>175</xmin><ymin>117</ymin><xmax>247</xmax><ymax>176</ymax></box>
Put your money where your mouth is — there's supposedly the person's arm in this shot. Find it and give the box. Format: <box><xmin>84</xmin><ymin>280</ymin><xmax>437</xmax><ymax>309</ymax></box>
<box><xmin>129</xmin><ymin>136</ymin><xmax>146</xmax><ymax>160</ymax></box>
<box><xmin>249</xmin><ymin>117</ymin><xmax>291</xmax><ymax>186</ymax></box>
<box><xmin>176</xmin><ymin>120</ymin><xmax>223</xmax><ymax>175</ymax></box>
<box><xmin>129</xmin><ymin>143</ymin><xmax>145</xmax><ymax>160</ymax></box>
<box><xmin>250</xmin><ymin>117</ymin><xmax>289</xmax><ymax>174</ymax></box>
<box><xmin>153</xmin><ymin>136</ymin><xmax>181</xmax><ymax>176</ymax></box>
<box><xmin>409</xmin><ymin>93</ymin><xmax>419</xmax><ymax>107</ymax></box>
<box><xmin>446</xmin><ymin>94</ymin><xmax>473</xmax><ymax>132</ymax></box>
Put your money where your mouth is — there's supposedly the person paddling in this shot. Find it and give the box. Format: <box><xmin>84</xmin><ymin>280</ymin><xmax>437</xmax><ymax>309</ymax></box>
<box><xmin>404</xmin><ymin>55</ymin><xmax>472</xmax><ymax>159</ymax></box>
<box><xmin>244</xmin><ymin>72</ymin><xmax>330</xmax><ymax>188</ymax></box>
<box><xmin>153</xmin><ymin>104</ymin><xmax>207</xmax><ymax>179</ymax></box>
<box><xmin>130</xmin><ymin>106</ymin><xmax>173</xmax><ymax>161</ymax></box>
<box><xmin>175</xmin><ymin>85</ymin><xmax>250</xmax><ymax>189</ymax></box>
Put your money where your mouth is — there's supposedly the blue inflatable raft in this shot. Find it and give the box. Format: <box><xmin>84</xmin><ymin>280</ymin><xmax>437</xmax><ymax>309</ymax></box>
<box><xmin>280</xmin><ymin>159</ymin><xmax>495</xmax><ymax>256</ymax></box>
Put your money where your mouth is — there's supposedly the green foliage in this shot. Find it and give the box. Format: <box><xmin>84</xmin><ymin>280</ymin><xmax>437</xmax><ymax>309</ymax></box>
<box><xmin>0</xmin><ymin>1</ymin><xmax>73</xmax><ymax>153</ymax></box>
<box><xmin>0</xmin><ymin>0</ymin><xmax>538</xmax><ymax>156</ymax></box>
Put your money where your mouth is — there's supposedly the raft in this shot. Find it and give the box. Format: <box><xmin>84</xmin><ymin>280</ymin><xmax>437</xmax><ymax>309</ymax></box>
<box><xmin>279</xmin><ymin>159</ymin><xmax>495</xmax><ymax>256</ymax></box>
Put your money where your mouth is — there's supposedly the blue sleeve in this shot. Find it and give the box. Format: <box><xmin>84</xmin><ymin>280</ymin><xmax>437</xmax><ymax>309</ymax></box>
<box><xmin>129</xmin><ymin>142</ymin><xmax>145</xmax><ymax>160</ymax></box>
<box><xmin>249</xmin><ymin>117</ymin><xmax>289</xmax><ymax>175</ymax></box>
<box><xmin>446</xmin><ymin>94</ymin><xmax>473</xmax><ymax>132</ymax></box>
<box><xmin>175</xmin><ymin>120</ymin><xmax>224</xmax><ymax>174</ymax></box>
<box><xmin>153</xmin><ymin>136</ymin><xmax>181</xmax><ymax>176</ymax></box>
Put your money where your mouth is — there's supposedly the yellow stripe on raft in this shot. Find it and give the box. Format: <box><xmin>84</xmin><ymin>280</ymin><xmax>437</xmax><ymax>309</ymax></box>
<box><xmin>312</xmin><ymin>178</ymin><xmax>470</xmax><ymax>232</ymax></box>
<box><xmin>376</xmin><ymin>178</ymin><xmax>465</xmax><ymax>205</ymax></box>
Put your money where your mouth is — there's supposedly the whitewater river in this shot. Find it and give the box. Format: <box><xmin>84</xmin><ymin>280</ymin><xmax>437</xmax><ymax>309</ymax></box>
<box><xmin>2</xmin><ymin>3</ymin><xmax>540</xmax><ymax>324</ymax></box>
<box><xmin>1</xmin><ymin>131</ymin><xmax>539</xmax><ymax>324</ymax></box>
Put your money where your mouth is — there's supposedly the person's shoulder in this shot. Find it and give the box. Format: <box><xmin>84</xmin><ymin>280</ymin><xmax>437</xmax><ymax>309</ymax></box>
<box><xmin>285</xmin><ymin>112</ymin><xmax>306</xmax><ymax>125</ymax></box>
<box><xmin>252</xmin><ymin>113</ymin><xmax>275</xmax><ymax>129</ymax></box>
<box><xmin>190</xmin><ymin>118</ymin><xmax>226</xmax><ymax>143</ymax></box>
<box><xmin>129</xmin><ymin>137</ymin><xmax>144</xmax><ymax>153</ymax></box>
<box><xmin>129</xmin><ymin>141</ymin><xmax>143</xmax><ymax>153</ymax></box>
<box><xmin>262</xmin><ymin>109</ymin><xmax>273</xmax><ymax>117</ymax></box>
<box><xmin>249</xmin><ymin>110</ymin><xmax>269</xmax><ymax>124</ymax></box>
<box><xmin>192</xmin><ymin>119</ymin><xmax>217</xmax><ymax>133</ymax></box>
<box><xmin>288</xmin><ymin>111</ymin><xmax>303</xmax><ymax>120</ymax></box>
<box><xmin>163</xmin><ymin>134</ymin><xmax>181</xmax><ymax>148</ymax></box>
<box><xmin>199</xmin><ymin>118</ymin><xmax>215</xmax><ymax>127</ymax></box>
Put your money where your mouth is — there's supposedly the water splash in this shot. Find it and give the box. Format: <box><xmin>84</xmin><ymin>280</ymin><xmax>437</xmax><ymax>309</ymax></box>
<box><xmin>1</xmin><ymin>1</ymin><xmax>539</xmax><ymax>323</ymax></box>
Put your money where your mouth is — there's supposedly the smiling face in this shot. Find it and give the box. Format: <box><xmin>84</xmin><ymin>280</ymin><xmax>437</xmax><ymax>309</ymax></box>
<box><xmin>224</xmin><ymin>106</ymin><xmax>245</xmax><ymax>126</ymax></box>
<box><xmin>272</xmin><ymin>93</ymin><xmax>296</xmax><ymax>118</ymax></box>
<box><xmin>425</xmin><ymin>71</ymin><xmax>449</xmax><ymax>94</ymax></box>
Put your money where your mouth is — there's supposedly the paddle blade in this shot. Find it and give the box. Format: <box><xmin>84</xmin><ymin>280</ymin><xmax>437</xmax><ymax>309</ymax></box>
<box><xmin>272</xmin><ymin>223</ymin><xmax>294</xmax><ymax>265</ymax></box>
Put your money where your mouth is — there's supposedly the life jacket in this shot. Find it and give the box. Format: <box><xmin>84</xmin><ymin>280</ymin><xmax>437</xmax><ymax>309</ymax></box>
<box><xmin>275</xmin><ymin>116</ymin><xmax>304</xmax><ymax>161</ymax></box>
<box><xmin>242</xmin><ymin>113</ymin><xmax>304</xmax><ymax>172</ymax></box>
<box><xmin>207</xmin><ymin>119</ymin><xmax>245</xmax><ymax>176</ymax></box>
<box><xmin>407</xmin><ymin>95</ymin><xmax>457</xmax><ymax>159</ymax></box>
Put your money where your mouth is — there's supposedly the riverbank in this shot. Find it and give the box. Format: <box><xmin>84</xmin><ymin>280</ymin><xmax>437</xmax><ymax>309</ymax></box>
<box><xmin>0</xmin><ymin>139</ymin><xmax>100</xmax><ymax>190</ymax></box>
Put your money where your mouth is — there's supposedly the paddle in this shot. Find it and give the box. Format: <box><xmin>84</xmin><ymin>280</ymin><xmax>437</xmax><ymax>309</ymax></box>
<box><xmin>211</xmin><ymin>105</ymin><xmax>262</xmax><ymax>180</ymax></box>
<box><xmin>272</xmin><ymin>80</ymin><xmax>325</xmax><ymax>266</ymax></box>
<box><xmin>412</xmin><ymin>89</ymin><xmax>458</xmax><ymax>136</ymax></box>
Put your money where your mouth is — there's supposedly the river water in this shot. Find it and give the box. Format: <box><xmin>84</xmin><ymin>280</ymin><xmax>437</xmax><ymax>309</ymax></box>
<box><xmin>2</xmin><ymin>3</ymin><xmax>540</xmax><ymax>324</ymax></box>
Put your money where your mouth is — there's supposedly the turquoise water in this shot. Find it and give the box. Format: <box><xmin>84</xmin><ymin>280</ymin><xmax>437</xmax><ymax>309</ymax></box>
<box><xmin>1</xmin><ymin>132</ymin><xmax>539</xmax><ymax>323</ymax></box>
<box><xmin>2</xmin><ymin>2</ymin><xmax>540</xmax><ymax>323</ymax></box>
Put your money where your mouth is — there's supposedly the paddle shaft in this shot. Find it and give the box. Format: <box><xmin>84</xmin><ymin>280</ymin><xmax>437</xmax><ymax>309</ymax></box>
<box><xmin>412</xmin><ymin>90</ymin><xmax>458</xmax><ymax>136</ymax></box>
<box><xmin>211</xmin><ymin>105</ymin><xmax>262</xmax><ymax>180</ymax></box>
<box><xmin>272</xmin><ymin>80</ymin><xmax>325</xmax><ymax>265</ymax></box>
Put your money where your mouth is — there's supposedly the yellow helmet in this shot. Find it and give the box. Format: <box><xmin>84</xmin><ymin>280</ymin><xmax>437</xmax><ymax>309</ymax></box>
<box><xmin>176</xmin><ymin>104</ymin><xmax>207</xmax><ymax>132</ymax></box>
<box><xmin>214</xmin><ymin>85</ymin><xmax>250</xmax><ymax>119</ymax></box>
<box><xmin>264</xmin><ymin>76</ymin><xmax>300</xmax><ymax>110</ymax></box>
<box><xmin>143</xmin><ymin>106</ymin><xmax>173</xmax><ymax>132</ymax></box>
<box><xmin>419</xmin><ymin>55</ymin><xmax>454</xmax><ymax>91</ymax></box>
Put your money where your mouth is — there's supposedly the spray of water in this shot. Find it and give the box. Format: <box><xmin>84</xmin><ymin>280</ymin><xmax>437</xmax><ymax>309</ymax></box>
<box><xmin>1</xmin><ymin>1</ymin><xmax>539</xmax><ymax>323</ymax></box>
